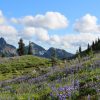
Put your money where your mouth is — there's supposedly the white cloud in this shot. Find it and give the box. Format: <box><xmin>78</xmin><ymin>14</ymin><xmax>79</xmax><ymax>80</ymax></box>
<box><xmin>20</xmin><ymin>27</ymin><xmax>36</xmax><ymax>39</ymax></box>
<box><xmin>74</xmin><ymin>14</ymin><xmax>100</xmax><ymax>33</ymax></box>
<box><xmin>11</xmin><ymin>12</ymin><xmax>68</xmax><ymax>29</ymax></box>
<box><xmin>0</xmin><ymin>25</ymin><xmax>17</xmax><ymax>35</ymax></box>
<box><xmin>62</xmin><ymin>33</ymin><xmax>100</xmax><ymax>46</ymax></box>
<box><xmin>0</xmin><ymin>10</ymin><xmax>6</xmax><ymax>24</ymax></box>
<box><xmin>35</xmin><ymin>28</ymin><xmax>50</xmax><ymax>41</ymax></box>
<box><xmin>0</xmin><ymin>10</ymin><xmax>19</xmax><ymax>45</ymax></box>
<box><xmin>46</xmin><ymin>32</ymin><xmax>100</xmax><ymax>53</ymax></box>
<box><xmin>0</xmin><ymin>25</ymin><xmax>18</xmax><ymax>44</ymax></box>
<box><xmin>1</xmin><ymin>10</ymin><xmax>100</xmax><ymax>53</ymax></box>
<box><xmin>49</xmin><ymin>35</ymin><xmax>61</xmax><ymax>44</ymax></box>
<box><xmin>20</xmin><ymin>27</ymin><xmax>49</xmax><ymax>41</ymax></box>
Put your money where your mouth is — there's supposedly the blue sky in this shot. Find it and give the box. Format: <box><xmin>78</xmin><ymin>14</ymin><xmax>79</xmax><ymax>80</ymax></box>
<box><xmin>0</xmin><ymin>0</ymin><xmax>100</xmax><ymax>53</ymax></box>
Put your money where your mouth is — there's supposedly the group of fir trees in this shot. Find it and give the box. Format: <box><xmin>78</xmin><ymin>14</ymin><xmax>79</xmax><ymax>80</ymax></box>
<box><xmin>86</xmin><ymin>38</ymin><xmax>100</xmax><ymax>56</ymax></box>
<box><xmin>17</xmin><ymin>38</ymin><xmax>33</xmax><ymax>56</ymax></box>
<box><xmin>76</xmin><ymin>38</ymin><xmax>100</xmax><ymax>58</ymax></box>
<box><xmin>91</xmin><ymin>38</ymin><xmax>100</xmax><ymax>51</ymax></box>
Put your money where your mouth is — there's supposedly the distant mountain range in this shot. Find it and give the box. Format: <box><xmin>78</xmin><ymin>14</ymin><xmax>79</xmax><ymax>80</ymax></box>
<box><xmin>43</xmin><ymin>47</ymin><xmax>73</xmax><ymax>59</ymax></box>
<box><xmin>0</xmin><ymin>37</ymin><xmax>74</xmax><ymax>59</ymax></box>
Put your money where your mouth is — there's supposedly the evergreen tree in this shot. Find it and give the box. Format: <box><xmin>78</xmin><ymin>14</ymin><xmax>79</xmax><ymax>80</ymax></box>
<box><xmin>98</xmin><ymin>38</ymin><xmax>100</xmax><ymax>50</ymax></box>
<box><xmin>87</xmin><ymin>43</ymin><xmax>90</xmax><ymax>50</ymax></box>
<box><xmin>87</xmin><ymin>43</ymin><xmax>90</xmax><ymax>55</ymax></box>
<box><xmin>17</xmin><ymin>38</ymin><xmax>25</xmax><ymax>56</ymax></box>
<box><xmin>98</xmin><ymin>38</ymin><xmax>100</xmax><ymax>43</ymax></box>
<box><xmin>92</xmin><ymin>41</ymin><xmax>95</xmax><ymax>50</ymax></box>
<box><xmin>51</xmin><ymin>48</ymin><xmax>57</xmax><ymax>67</ymax></box>
<box><xmin>79</xmin><ymin>46</ymin><xmax>82</xmax><ymax>54</ymax></box>
<box><xmin>28</xmin><ymin>41</ymin><xmax>33</xmax><ymax>55</ymax></box>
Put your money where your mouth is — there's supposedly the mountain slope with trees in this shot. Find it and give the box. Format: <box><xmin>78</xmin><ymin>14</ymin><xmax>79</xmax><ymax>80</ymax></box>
<box><xmin>0</xmin><ymin>37</ymin><xmax>73</xmax><ymax>59</ymax></box>
<box><xmin>74</xmin><ymin>38</ymin><xmax>100</xmax><ymax>59</ymax></box>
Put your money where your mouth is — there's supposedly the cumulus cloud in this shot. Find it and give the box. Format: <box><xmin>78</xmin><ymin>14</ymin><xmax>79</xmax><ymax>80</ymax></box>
<box><xmin>0</xmin><ymin>25</ymin><xmax>17</xmax><ymax>35</ymax></box>
<box><xmin>46</xmin><ymin>32</ymin><xmax>100</xmax><ymax>53</ymax></box>
<box><xmin>50</xmin><ymin>35</ymin><xmax>61</xmax><ymax>44</ymax></box>
<box><xmin>0</xmin><ymin>25</ymin><xmax>18</xmax><ymax>44</ymax></box>
<box><xmin>20</xmin><ymin>27</ymin><xmax>49</xmax><ymax>41</ymax></box>
<box><xmin>36</xmin><ymin>28</ymin><xmax>50</xmax><ymax>41</ymax></box>
<box><xmin>74</xmin><ymin>14</ymin><xmax>100</xmax><ymax>33</ymax></box>
<box><xmin>62</xmin><ymin>33</ymin><xmax>100</xmax><ymax>46</ymax></box>
<box><xmin>20</xmin><ymin>27</ymin><xmax>36</xmax><ymax>39</ymax></box>
<box><xmin>11</xmin><ymin>12</ymin><xmax>68</xmax><ymax>29</ymax></box>
<box><xmin>1</xmin><ymin>10</ymin><xmax>100</xmax><ymax>53</ymax></box>
<box><xmin>0</xmin><ymin>10</ymin><xmax>18</xmax><ymax>45</ymax></box>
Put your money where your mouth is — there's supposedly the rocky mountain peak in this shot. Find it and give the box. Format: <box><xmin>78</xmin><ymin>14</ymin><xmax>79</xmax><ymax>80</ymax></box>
<box><xmin>0</xmin><ymin>37</ymin><xmax>17</xmax><ymax>56</ymax></box>
<box><xmin>0</xmin><ymin>37</ymin><xmax>6</xmax><ymax>46</ymax></box>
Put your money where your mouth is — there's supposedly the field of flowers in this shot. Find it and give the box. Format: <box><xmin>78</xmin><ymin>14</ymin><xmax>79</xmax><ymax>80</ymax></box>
<box><xmin>0</xmin><ymin>54</ymin><xmax>100</xmax><ymax>100</ymax></box>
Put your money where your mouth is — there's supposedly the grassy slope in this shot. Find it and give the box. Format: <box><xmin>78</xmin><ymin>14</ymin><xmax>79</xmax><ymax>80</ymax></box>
<box><xmin>0</xmin><ymin>54</ymin><xmax>100</xmax><ymax>100</ymax></box>
<box><xmin>0</xmin><ymin>55</ymin><xmax>51</xmax><ymax>81</ymax></box>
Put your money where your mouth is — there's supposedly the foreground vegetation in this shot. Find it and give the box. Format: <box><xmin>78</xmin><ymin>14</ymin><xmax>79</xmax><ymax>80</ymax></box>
<box><xmin>0</xmin><ymin>53</ymin><xmax>100</xmax><ymax>100</ymax></box>
<box><xmin>0</xmin><ymin>55</ymin><xmax>51</xmax><ymax>81</ymax></box>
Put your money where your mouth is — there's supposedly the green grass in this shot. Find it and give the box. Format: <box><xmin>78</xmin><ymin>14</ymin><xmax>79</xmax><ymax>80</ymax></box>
<box><xmin>0</xmin><ymin>55</ymin><xmax>51</xmax><ymax>81</ymax></box>
<box><xmin>0</xmin><ymin>54</ymin><xmax>100</xmax><ymax>100</ymax></box>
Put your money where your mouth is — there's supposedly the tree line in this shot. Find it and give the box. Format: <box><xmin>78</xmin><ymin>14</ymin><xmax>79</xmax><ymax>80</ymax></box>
<box><xmin>76</xmin><ymin>38</ymin><xmax>100</xmax><ymax>58</ymax></box>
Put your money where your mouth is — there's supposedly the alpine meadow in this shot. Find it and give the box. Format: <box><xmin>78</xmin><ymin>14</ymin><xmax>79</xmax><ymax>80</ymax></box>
<box><xmin>0</xmin><ymin>0</ymin><xmax>100</xmax><ymax>100</ymax></box>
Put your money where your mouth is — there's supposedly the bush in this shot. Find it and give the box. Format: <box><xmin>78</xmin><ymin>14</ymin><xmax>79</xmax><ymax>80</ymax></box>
<box><xmin>79</xmin><ymin>87</ymin><xmax>97</xmax><ymax>96</ymax></box>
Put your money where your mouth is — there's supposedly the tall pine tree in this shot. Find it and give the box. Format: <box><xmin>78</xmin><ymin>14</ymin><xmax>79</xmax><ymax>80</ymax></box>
<box><xmin>79</xmin><ymin>46</ymin><xmax>82</xmax><ymax>54</ymax></box>
<box><xmin>51</xmin><ymin>48</ymin><xmax>57</xmax><ymax>67</ymax></box>
<box><xmin>28</xmin><ymin>41</ymin><xmax>33</xmax><ymax>55</ymax></box>
<box><xmin>17</xmin><ymin>38</ymin><xmax>25</xmax><ymax>56</ymax></box>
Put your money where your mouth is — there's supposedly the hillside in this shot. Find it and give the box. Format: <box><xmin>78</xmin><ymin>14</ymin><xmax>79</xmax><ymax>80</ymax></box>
<box><xmin>0</xmin><ymin>55</ymin><xmax>51</xmax><ymax>81</ymax></box>
<box><xmin>0</xmin><ymin>53</ymin><xmax>100</xmax><ymax>100</ymax></box>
